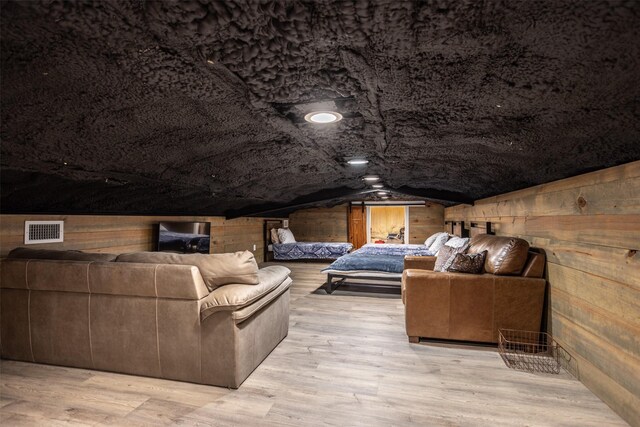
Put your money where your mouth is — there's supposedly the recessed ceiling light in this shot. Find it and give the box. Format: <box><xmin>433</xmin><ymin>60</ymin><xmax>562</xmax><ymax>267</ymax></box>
<box><xmin>371</xmin><ymin>183</ymin><xmax>384</xmax><ymax>188</ymax></box>
<box><xmin>362</xmin><ymin>176</ymin><xmax>379</xmax><ymax>181</ymax></box>
<box><xmin>347</xmin><ymin>159</ymin><xmax>369</xmax><ymax>165</ymax></box>
<box><xmin>496</xmin><ymin>104</ymin><xmax>502</xmax><ymax>108</ymax></box>
<box><xmin>377</xmin><ymin>191</ymin><xmax>388</xmax><ymax>195</ymax></box>
<box><xmin>207</xmin><ymin>59</ymin><xmax>215</xmax><ymax>65</ymax></box>
<box><xmin>304</xmin><ymin>111</ymin><xmax>343</xmax><ymax>124</ymax></box>
<box><xmin>381</xmin><ymin>196</ymin><xmax>389</xmax><ymax>200</ymax></box>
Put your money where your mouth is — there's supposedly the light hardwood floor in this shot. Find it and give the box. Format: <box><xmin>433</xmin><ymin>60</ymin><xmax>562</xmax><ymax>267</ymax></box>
<box><xmin>0</xmin><ymin>262</ymin><xmax>628</xmax><ymax>426</ymax></box>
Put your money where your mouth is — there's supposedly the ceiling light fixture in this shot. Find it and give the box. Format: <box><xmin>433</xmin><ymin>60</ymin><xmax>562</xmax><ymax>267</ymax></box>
<box><xmin>371</xmin><ymin>183</ymin><xmax>384</xmax><ymax>188</ymax></box>
<box><xmin>362</xmin><ymin>176</ymin><xmax>380</xmax><ymax>182</ymax></box>
<box><xmin>377</xmin><ymin>191</ymin><xmax>388</xmax><ymax>195</ymax></box>
<box><xmin>304</xmin><ymin>111</ymin><xmax>343</xmax><ymax>124</ymax></box>
<box><xmin>347</xmin><ymin>159</ymin><xmax>369</xmax><ymax>165</ymax></box>
<box><xmin>206</xmin><ymin>59</ymin><xmax>215</xmax><ymax>65</ymax></box>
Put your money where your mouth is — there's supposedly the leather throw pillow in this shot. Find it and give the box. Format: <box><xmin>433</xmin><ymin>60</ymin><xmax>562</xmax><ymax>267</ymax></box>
<box><xmin>447</xmin><ymin>250</ymin><xmax>487</xmax><ymax>274</ymax></box>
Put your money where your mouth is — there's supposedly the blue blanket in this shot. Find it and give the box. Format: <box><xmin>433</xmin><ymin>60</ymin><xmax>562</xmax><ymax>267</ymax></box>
<box><xmin>273</xmin><ymin>242</ymin><xmax>353</xmax><ymax>260</ymax></box>
<box><xmin>357</xmin><ymin>243</ymin><xmax>434</xmax><ymax>257</ymax></box>
<box><xmin>323</xmin><ymin>253</ymin><xmax>406</xmax><ymax>274</ymax></box>
<box><xmin>323</xmin><ymin>243</ymin><xmax>435</xmax><ymax>274</ymax></box>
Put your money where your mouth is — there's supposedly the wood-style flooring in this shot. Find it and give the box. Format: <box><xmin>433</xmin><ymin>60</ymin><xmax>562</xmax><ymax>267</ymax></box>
<box><xmin>0</xmin><ymin>262</ymin><xmax>628</xmax><ymax>426</ymax></box>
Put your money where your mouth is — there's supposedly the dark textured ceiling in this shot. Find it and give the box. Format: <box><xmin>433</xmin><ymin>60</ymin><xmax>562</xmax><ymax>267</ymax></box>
<box><xmin>1</xmin><ymin>0</ymin><xmax>639</xmax><ymax>216</ymax></box>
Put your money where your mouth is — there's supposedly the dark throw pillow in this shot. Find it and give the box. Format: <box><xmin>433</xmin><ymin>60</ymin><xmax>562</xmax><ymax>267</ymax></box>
<box><xmin>447</xmin><ymin>250</ymin><xmax>488</xmax><ymax>274</ymax></box>
<box><xmin>434</xmin><ymin>244</ymin><xmax>468</xmax><ymax>272</ymax></box>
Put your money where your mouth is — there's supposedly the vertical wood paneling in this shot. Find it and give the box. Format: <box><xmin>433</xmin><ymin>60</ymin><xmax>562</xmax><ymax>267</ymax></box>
<box><xmin>370</xmin><ymin>206</ymin><xmax>405</xmax><ymax>241</ymax></box>
<box><xmin>0</xmin><ymin>215</ymin><xmax>267</xmax><ymax>262</ymax></box>
<box><xmin>444</xmin><ymin>161</ymin><xmax>640</xmax><ymax>426</ymax></box>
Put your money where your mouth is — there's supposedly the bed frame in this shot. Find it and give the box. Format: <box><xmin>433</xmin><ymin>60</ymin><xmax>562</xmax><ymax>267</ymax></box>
<box><xmin>325</xmin><ymin>272</ymin><xmax>401</xmax><ymax>295</ymax></box>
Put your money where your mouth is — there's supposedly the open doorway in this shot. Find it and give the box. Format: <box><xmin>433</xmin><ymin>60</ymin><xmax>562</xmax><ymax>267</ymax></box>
<box><xmin>366</xmin><ymin>206</ymin><xmax>408</xmax><ymax>244</ymax></box>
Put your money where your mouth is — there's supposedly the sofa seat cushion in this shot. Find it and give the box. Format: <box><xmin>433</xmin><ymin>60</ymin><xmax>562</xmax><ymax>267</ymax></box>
<box><xmin>116</xmin><ymin>251</ymin><xmax>259</xmax><ymax>291</ymax></box>
<box><xmin>200</xmin><ymin>266</ymin><xmax>291</xmax><ymax>320</ymax></box>
<box><xmin>468</xmin><ymin>234</ymin><xmax>530</xmax><ymax>276</ymax></box>
<box><xmin>8</xmin><ymin>247</ymin><xmax>117</xmax><ymax>262</ymax></box>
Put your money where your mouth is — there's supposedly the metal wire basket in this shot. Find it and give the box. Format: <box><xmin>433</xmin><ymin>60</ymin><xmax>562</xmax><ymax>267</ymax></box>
<box><xmin>498</xmin><ymin>329</ymin><xmax>560</xmax><ymax>374</ymax></box>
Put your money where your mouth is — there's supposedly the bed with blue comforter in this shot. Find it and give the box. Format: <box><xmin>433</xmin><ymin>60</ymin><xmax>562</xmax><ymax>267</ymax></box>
<box><xmin>322</xmin><ymin>243</ymin><xmax>436</xmax><ymax>293</ymax></box>
<box><xmin>273</xmin><ymin>242</ymin><xmax>353</xmax><ymax>260</ymax></box>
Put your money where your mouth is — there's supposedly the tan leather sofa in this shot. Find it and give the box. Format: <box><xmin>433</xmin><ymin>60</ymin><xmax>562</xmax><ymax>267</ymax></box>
<box><xmin>402</xmin><ymin>235</ymin><xmax>546</xmax><ymax>344</ymax></box>
<box><xmin>0</xmin><ymin>251</ymin><xmax>291</xmax><ymax>388</ymax></box>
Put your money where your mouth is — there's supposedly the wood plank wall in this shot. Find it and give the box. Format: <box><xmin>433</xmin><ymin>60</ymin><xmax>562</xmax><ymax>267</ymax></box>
<box><xmin>289</xmin><ymin>205</ymin><xmax>349</xmax><ymax>242</ymax></box>
<box><xmin>444</xmin><ymin>161</ymin><xmax>640</xmax><ymax>426</ymax></box>
<box><xmin>0</xmin><ymin>215</ymin><xmax>267</xmax><ymax>262</ymax></box>
<box><xmin>408</xmin><ymin>203</ymin><xmax>445</xmax><ymax>244</ymax></box>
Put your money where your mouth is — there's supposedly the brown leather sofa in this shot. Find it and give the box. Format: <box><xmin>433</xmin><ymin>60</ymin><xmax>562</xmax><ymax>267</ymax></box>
<box><xmin>402</xmin><ymin>234</ymin><xmax>546</xmax><ymax>344</ymax></box>
<box><xmin>0</xmin><ymin>250</ymin><xmax>291</xmax><ymax>388</ymax></box>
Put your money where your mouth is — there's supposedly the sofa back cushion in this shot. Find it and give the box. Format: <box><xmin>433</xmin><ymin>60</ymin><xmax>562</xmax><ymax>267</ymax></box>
<box><xmin>8</xmin><ymin>247</ymin><xmax>117</xmax><ymax>262</ymax></box>
<box><xmin>467</xmin><ymin>234</ymin><xmax>530</xmax><ymax>276</ymax></box>
<box><xmin>116</xmin><ymin>250</ymin><xmax>259</xmax><ymax>291</ymax></box>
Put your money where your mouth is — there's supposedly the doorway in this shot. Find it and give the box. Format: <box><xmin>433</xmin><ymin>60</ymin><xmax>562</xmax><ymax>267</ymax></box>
<box><xmin>366</xmin><ymin>206</ymin><xmax>408</xmax><ymax>244</ymax></box>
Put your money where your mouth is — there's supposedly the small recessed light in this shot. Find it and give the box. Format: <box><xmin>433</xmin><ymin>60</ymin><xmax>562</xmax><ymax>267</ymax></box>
<box><xmin>496</xmin><ymin>104</ymin><xmax>502</xmax><ymax>108</ymax></box>
<box><xmin>377</xmin><ymin>191</ymin><xmax>388</xmax><ymax>195</ymax></box>
<box><xmin>304</xmin><ymin>111</ymin><xmax>343</xmax><ymax>124</ymax></box>
<box><xmin>371</xmin><ymin>184</ymin><xmax>384</xmax><ymax>188</ymax></box>
<box><xmin>381</xmin><ymin>196</ymin><xmax>389</xmax><ymax>200</ymax></box>
<box><xmin>347</xmin><ymin>159</ymin><xmax>369</xmax><ymax>165</ymax></box>
<box><xmin>362</xmin><ymin>176</ymin><xmax>379</xmax><ymax>182</ymax></box>
<box><xmin>63</xmin><ymin>162</ymin><xmax>68</xmax><ymax>165</ymax></box>
<box><xmin>207</xmin><ymin>59</ymin><xmax>215</xmax><ymax>65</ymax></box>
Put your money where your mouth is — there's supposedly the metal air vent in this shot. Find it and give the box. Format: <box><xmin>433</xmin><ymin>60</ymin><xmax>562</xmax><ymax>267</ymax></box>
<box><xmin>24</xmin><ymin>221</ymin><xmax>64</xmax><ymax>244</ymax></box>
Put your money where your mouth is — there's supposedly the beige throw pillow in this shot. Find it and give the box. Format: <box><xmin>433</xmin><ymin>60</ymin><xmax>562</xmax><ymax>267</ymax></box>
<box><xmin>270</xmin><ymin>228</ymin><xmax>280</xmax><ymax>244</ymax></box>
<box><xmin>116</xmin><ymin>250</ymin><xmax>259</xmax><ymax>291</ymax></box>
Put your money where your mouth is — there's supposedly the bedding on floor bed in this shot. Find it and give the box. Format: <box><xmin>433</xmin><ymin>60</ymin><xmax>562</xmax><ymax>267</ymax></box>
<box><xmin>356</xmin><ymin>243</ymin><xmax>435</xmax><ymax>257</ymax></box>
<box><xmin>322</xmin><ymin>243</ymin><xmax>435</xmax><ymax>275</ymax></box>
<box><xmin>273</xmin><ymin>242</ymin><xmax>353</xmax><ymax>260</ymax></box>
<box><xmin>323</xmin><ymin>253</ymin><xmax>406</xmax><ymax>274</ymax></box>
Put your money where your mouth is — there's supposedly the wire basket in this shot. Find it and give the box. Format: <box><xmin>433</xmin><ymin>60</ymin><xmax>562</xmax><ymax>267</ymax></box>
<box><xmin>498</xmin><ymin>329</ymin><xmax>560</xmax><ymax>374</ymax></box>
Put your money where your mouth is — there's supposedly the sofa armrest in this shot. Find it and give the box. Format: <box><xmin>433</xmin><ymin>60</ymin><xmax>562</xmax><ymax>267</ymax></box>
<box><xmin>200</xmin><ymin>265</ymin><xmax>291</xmax><ymax>321</ymax></box>
<box><xmin>403</xmin><ymin>256</ymin><xmax>436</xmax><ymax>271</ymax></box>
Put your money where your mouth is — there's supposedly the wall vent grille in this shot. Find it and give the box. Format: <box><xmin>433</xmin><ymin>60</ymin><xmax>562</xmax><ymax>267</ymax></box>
<box><xmin>24</xmin><ymin>221</ymin><xmax>64</xmax><ymax>244</ymax></box>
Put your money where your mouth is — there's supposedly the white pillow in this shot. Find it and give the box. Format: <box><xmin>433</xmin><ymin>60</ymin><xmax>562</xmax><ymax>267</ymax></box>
<box><xmin>277</xmin><ymin>228</ymin><xmax>296</xmax><ymax>244</ymax></box>
<box><xmin>424</xmin><ymin>232</ymin><xmax>442</xmax><ymax>248</ymax></box>
<box><xmin>445</xmin><ymin>236</ymin><xmax>469</xmax><ymax>249</ymax></box>
<box><xmin>428</xmin><ymin>233</ymin><xmax>450</xmax><ymax>254</ymax></box>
